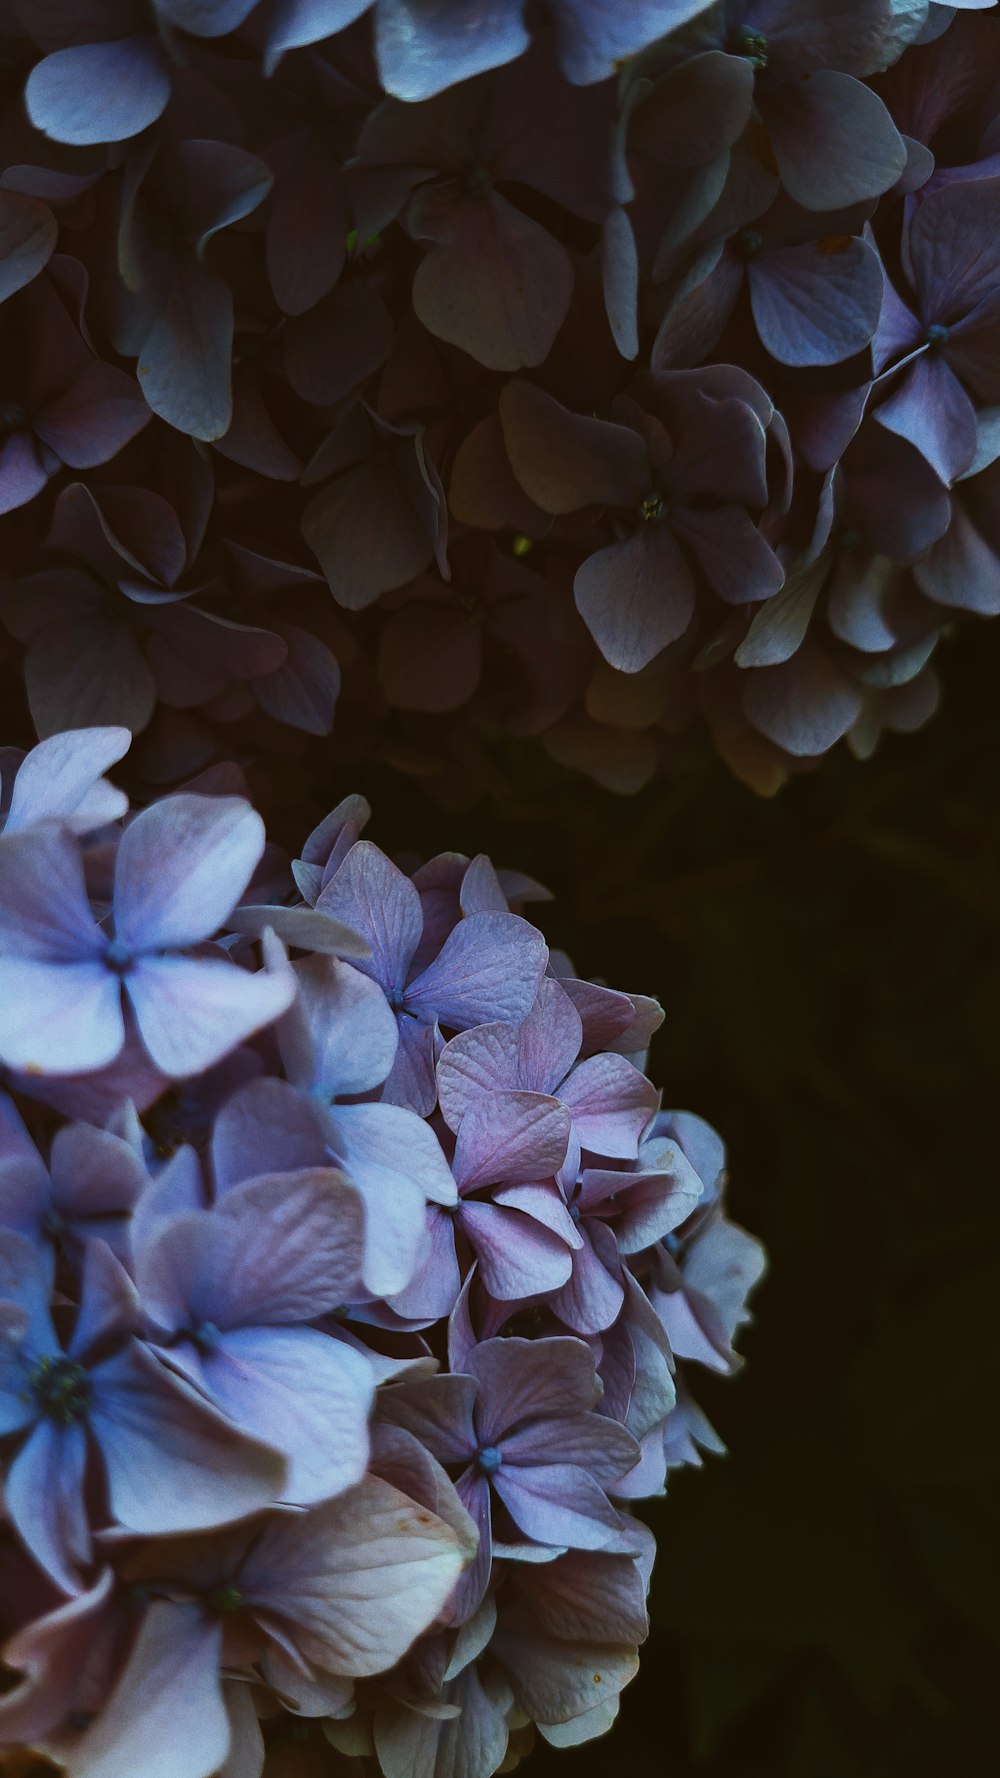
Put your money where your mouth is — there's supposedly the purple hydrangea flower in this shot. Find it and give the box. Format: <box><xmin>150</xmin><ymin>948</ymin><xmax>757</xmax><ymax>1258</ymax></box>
<box><xmin>0</xmin><ymin>794</ymin><xmax>296</xmax><ymax>1076</ymax></box>
<box><xmin>678</xmin><ymin>0</ymin><xmax>908</xmax><ymax>210</ymax></box>
<box><xmin>437</xmin><ymin>975</ymin><xmax>660</xmax><ymax>1163</ymax></box>
<box><xmin>0</xmin><ymin>1111</ymin><xmax>147</xmax><ymax>1271</ymax></box>
<box><xmin>871</xmin><ymin>176</ymin><xmax>1000</xmax><ymax>483</ymax></box>
<box><xmin>0</xmin><ymin>1474</ymin><xmax>473</xmax><ymax>1772</ymax></box>
<box><xmin>394</xmin><ymin>1088</ymin><xmax>578</xmax><ymax>1316</ymax></box>
<box><xmin>352</xmin><ymin>49</ymin><xmax>616</xmax><ymax>370</ymax></box>
<box><xmin>500</xmin><ymin>368</ymin><xmax>784</xmax><ymax>672</ymax></box>
<box><xmin>380</xmin><ymin>1335</ymin><xmax>640</xmax><ymax>1619</ymax></box>
<box><xmin>133</xmin><ymin>1156</ymin><xmax>375</xmax><ymax>1505</ymax></box>
<box><xmin>315</xmin><ymin>838</ymin><xmax>548</xmax><ymax>1114</ymax></box>
<box><xmin>0</xmin><ymin>1232</ymin><xmax>287</xmax><ymax>1592</ymax></box>
<box><xmin>245</xmin><ymin>959</ymin><xmax>460</xmax><ymax>1295</ymax></box>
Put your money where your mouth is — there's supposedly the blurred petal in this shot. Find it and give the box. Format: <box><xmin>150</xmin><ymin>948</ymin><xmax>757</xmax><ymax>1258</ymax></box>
<box><xmin>280</xmin><ymin>954</ymin><xmax>397</xmax><ymax>1097</ymax></box>
<box><xmin>0</xmin><ymin>432</ymin><xmax>48</xmax><ymax>515</ymax></box>
<box><xmin>549</xmin><ymin>0</ymin><xmax>713</xmax><ymax>83</ymax></box>
<box><xmin>0</xmin><ymin>191</ymin><xmax>58</xmax><ymax>303</ymax></box>
<box><xmin>5</xmin><ymin>728</ymin><xmax>130</xmax><ymax>836</ymax></box>
<box><xmin>748</xmin><ymin>236</ymin><xmax>884</xmax><ymax>367</ymax></box>
<box><xmin>329</xmin><ymin>1100</ymin><xmax>456</xmax><ymax>1295</ymax></box>
<box><xmin>140</xmin><ymin>1168</ymin><xmax>364</xmax><ymax>1330</ymax></box>
<box><xmin>25</xmin><ymin>613</ymin><xmax>156</xmax><ymax>738</ymax></box>
<box><xmin>412</xmin><ymin>192</ymin><xmax>573</xmax><ymax>372</ymax></box>
<box><xmin>135</xmin><ymin>259</ymin><xmax>233</xmax><ymax>442</ymax></box>
<box><xmin>0</xmin><ymin>822</ymin><xmax>102</xmax><ymax>960</ymax></box>
<box><xmin>25</xmin><ymin>38</ymin><xmax>171</xmax><ymax>148</ymax></box>
<box><xmin>575</xmin><ymin>527</ymin><xmax>696</xmax><ymax>673</ymax></box>
<box><xmin>35</xmin><ymin>361</ymin><xmax>150</xmax><ymax>470</ymax></box>
<box><xmin>874</xmin><ymin>351</ymin><xmax>979</xmax><ymax>484</ymax></box>
<box><xmin>198</xmin><ymin>1325</ymin><xmax>373</xmax><ymax>1505</ymax></box>
<box><xmin>0</xmin><ymin>959</ymin><xmax>123</xmax><ymax>1074</ymax></box>
<box><xmin>376</xmin><ymin>0</ymin><xmax>529</xmax><ymax>100</ymax></box>
<box><xmin>211</xmin><ymin>1078</ymin><xmax>327</xmax><ymax>1189</ymax></box>
<box><xmin>250</xmin><ymin>623</ymin><xmax>341</xmax><ymax>736</ymax></box>
<box><xmin>743</xmin><ymin>644</ymin><xmax>864</xmax><ymax>757</ymax></box>
<box><xmin>114</xmin><ymin>794</ymin><xmax>264</xmax><ymax>951</ymax></box>
<box><xmin>765</xmin><ymin>71</ymin><xmax>906</xmax><ymax>209</ymax></box>
<box><xmin>90</xmin><ymin>1341</ymin><xmax>287</xmax><ymax>1533</ymax></box>
<box><xmin>672</xmin><ymin>506</ymin><xmax>784</xmax><ymax>606</ymax></box>
<box><xmin>5</xmin><ymin>1420</ymin><xmax>91</xmax><ymax>1594</ymax></box>
<box><xmin>500</xmin><ymin>380</ymin><xmax>649</xmax><ymax>513</ymax></box>
<box><xmin>70</xmin><ymin>1602</ymin><xmax>227</xmax><ymax>1778</ymax></box>
<box><xmin>126</xmin><ymin>954</ymin><xmax>294</xmax><ymax>1077</ymax></box>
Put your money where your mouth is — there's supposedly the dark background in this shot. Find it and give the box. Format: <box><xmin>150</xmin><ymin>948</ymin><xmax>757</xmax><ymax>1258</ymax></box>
<box><xmin>346</xmin><ymin>618</ymin><xmax>1000</xmax><ymax>1777</ymax></box>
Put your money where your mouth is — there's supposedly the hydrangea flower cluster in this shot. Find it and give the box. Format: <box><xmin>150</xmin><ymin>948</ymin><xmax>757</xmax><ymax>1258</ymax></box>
<box><xmin>0</xmin><ymin>732</ymin><xmax>764</xmax><ymax>1776</ymax></box>
<box><xmin>0</xmin><ymin>1</ymin><xmax>994</xmax><ymax>802</ymax></box>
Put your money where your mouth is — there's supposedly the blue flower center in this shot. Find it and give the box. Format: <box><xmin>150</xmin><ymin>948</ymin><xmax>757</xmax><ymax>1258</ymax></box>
<box><xmin>24</xmin><ymin>1355</ymin><xmax>90</xmax><ymax>1424</ymax></box>
<box><xmin>739</xmin><ymin>229</ymin><xmax>764</xmax><ymax>259</ymax></box>
<box><xmin>465</xmin><ymin>161</ymin><xmax>493</xmax><ymax>195</ymax></box>
<box><xmin>732</xmin><ymin>26</ymin><xmax>768</xmax><ymax>70</ymax></box>
<box><xmin>925</xmin><ymin>323</ymin><xmax>949</xmax><ymax>349</ymax></box>
<box><xmin>193</xmin><ymin>1320</ymin><xmax>222</xmax><ymax>1353</ymax></box>
<box><xmin>104</xmin><ymin>938</ymin><xmax>135</xmax><ymax>976</ymax></box>
<box><xmin>569</xmin><ymin>1202</ymin><xmax>582</xmax><ymax>1224</ymax></box>
<box><xmin>0</xmin><ymin>401</ymin><xmax>26</xmax><ymax>430</ymax></box>
<box><xmin>476</xmin><ymin>1444</ymin><xmax>503</xmax><ymax>1475</ymax></box>
<box><xmin>640</xmin><ymin>491</ymin><xmax>665</xmax><ymax>522</ymax></box>
<box><xmin>41</xmin><ymin>1208</ymin><xmax>67</xmax><ymax>1240</ymax></box>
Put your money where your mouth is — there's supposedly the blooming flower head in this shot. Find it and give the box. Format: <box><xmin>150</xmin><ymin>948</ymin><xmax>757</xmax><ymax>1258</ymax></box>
<box><xmin>0</xmin><ymin>778</ymin><xmax>760</xmax><ymax>1773</ymax></box>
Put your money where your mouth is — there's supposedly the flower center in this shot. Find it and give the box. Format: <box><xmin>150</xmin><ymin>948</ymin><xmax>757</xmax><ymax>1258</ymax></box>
<box><xmin>639</xmin><ymin>491</ymin><xmax>664</xmax><ymax>522</ymax></box>
<box><xmin>41</xmin><ymin>1208</ymin><xmax>67</xmax><ymax>1240</ymax></box>
<box><xmin>104</xmin><ymin>938</ymin><xmax>135</xmax><ymax>976</ymax></box>
<box><xmin>25</xmin><ymin>1356</ymin><xmax>90</xmax><ymax>1424</ymax></box>
<box><xmin>569</xmin><ymin>1202</ymin><xmax>582</xmax><ymax>1224</ymax></box>
<box><xmin>206</xmin><ymin>1584</ymin><xmax>244</xmax><ymax>1614</ymax></box>
<box><xmin>476</xmin><ymin>1444</ymin><xmax>503</xmax><ymax>1475</ymax></box>
<box><xmin>465</xmin><ymin>161</ymin><xmax>493</xmax><ymax>195</ymax></box>
<box><xmin>193</xmin><ymin>1320</ymin><xmax>222</xmax><ymax>1353</ymax></box>
<box><xmin>925</xmin><ymin>323</ymin><xmax>949</xmax><ymax>349</ymax></box>
<box><xmin>0</xmin><ymin>401</ymin><xmax>26</xmax><ymax>430</ymax></box>
<box><xmin>732</xmin><ymin>26</ymin><xmax>768</xmax><ymax>70</ymax></box>
<box><xmin>739</xmin><ymin>229</ymin><xmax>764</xmax><ymax>259</ymax></box>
